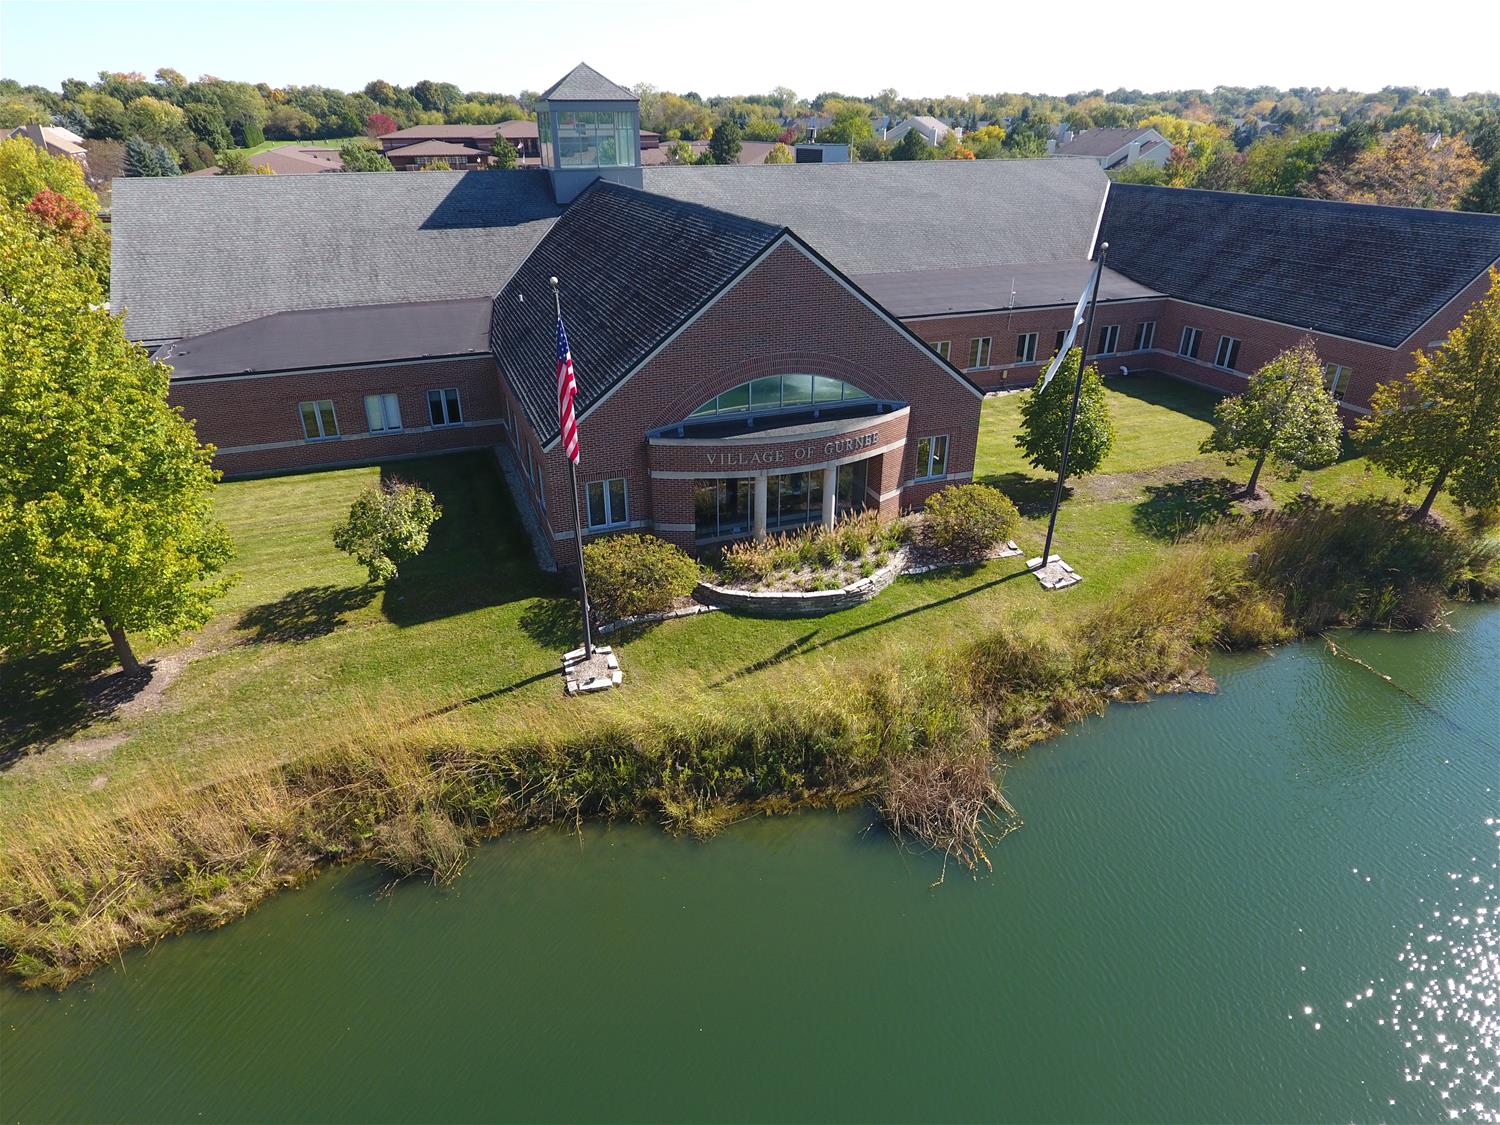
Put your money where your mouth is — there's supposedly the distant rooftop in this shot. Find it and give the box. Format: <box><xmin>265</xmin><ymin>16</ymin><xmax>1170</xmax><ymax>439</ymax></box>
<box><xmin>1055</xmin><ymin>127</ymin><xmax>1160</xmax><ymax>158</ymax></box>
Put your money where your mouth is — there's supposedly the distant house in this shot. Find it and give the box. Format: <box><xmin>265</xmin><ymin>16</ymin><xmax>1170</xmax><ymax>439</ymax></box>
<box><xmin>189</xmin><ymin>145</ymin><xmax>344</xmax><ymax>177</ymax></box>
<box><xmin>1052</xmin><ymin>127</ymin><xmax>1172</xmax><ymax>170</ymax></box>
<box><xmin>7</xmin><ymin>123</ymin><xmax>88</xmax><ymax>171</ymax></box>
<box><xmin>884</xmin><ymin>116</ymin><xmax>960</xmax><ymax>147</ymax></box>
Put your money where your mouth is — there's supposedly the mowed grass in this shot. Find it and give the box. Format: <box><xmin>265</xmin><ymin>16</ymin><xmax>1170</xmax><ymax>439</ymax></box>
<box><xmin>0</xmin><ymin>374</ymin><xmax>1457</xmax><ymax>820</ymax></box>
<box><xmin>227</xmin><ymin>137</ymin><xmax>358</xmax><ymax>158</ymax></box>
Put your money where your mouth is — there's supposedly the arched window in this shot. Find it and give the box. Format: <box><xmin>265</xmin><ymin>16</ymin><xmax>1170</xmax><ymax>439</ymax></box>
<box><xmin>688</xmin><ymin>375</ymin><xmax>869</xmax><ymax>418</ymax></box>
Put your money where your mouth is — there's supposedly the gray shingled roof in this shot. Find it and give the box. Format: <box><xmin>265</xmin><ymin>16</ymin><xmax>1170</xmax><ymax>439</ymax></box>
<box><xmin>642</xmin><ymin>160</ymin><xmax>1108</xmax><ymax>274</ymax></box>
<box><xmin>538</xmin><ymin>62</ymin><xmax>637</xmax><ymax>103</ymax></box>
<box><xmin>491</xmin><ymin>181</ymin><xmax>782</xmax><ymax>446</ymax></box>
<box><xmin>852</xmin><ymin>263</ymin><xmax>1161</xmax><ymax>318</ymax></box>
<box><xmin>1098</xmin><ymin>183</ymin><xmax>1500</xmax><ymax>347</ymax></box>
<box><xmin>111</xmin><ymin>171</ymin><xmax>562</xmax><ymax>342</ymax></box>
<box><xmin>1055</xmin><ymin>127</ymin><xmax>1159</xmax><ymax>158</ymax></box>
<box><xmin>159</xmin><ymin>298</ymin><xmax>490</xmax><ymax>380</ymax></box>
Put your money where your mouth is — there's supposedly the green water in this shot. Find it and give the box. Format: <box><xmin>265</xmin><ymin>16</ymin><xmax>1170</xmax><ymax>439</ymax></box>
<box><xmin>3</xmin><ymin>610</ymin><xmax>1497</xmax><ymax>1124</ymax></box>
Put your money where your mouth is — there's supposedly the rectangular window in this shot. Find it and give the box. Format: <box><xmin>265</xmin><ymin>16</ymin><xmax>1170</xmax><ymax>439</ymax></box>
<box><xmin>1324</xmin><ymin>363</ymin><xmax>1351</xmax><ymax>401</ymax></box>
<box><xmin>914</xmin><ymin>435</ymin><xmax>949</xmax><ymax>480</ymax></box>
<box><xmin>1097</xmin><ymin>324</ymin><xmax>1119</xmax><ymax>355</ymax></box>
<box><xmin>299</xmin><ymin>399</ymin><xmax>338</xmax><ymax>441</ymax></box>
<box><xmin>427</xmin><ymin>388</ymin><xmax>463</xmax><ymax>426</ymax></box>
<box><xmin>1015</xmin><ymin>332</ymin><xmax>1038</xmax><ymax>363</ymax></box>
<box><xmin>1133</xmin><ymin>321</ymin><xmax>1156</xmax><ymax>351</ymax></box>
<box><xmin>967</xmin><ymin>337</ymin><xmax>992</xmax><ymax>369</ymax></box>
<box><xmin>932</xmin><ymin>340</ymin><xmax>951</xmax><ymax>361</ymax></box>
<box><xmin>1055</xmin><ymin>330</ymin><xmax>1067</xmax><ymax>354</ymax></box>
<box><xmin>363</xmin><ymin>393</ymin><xmax>402</xmax><ymax>433</ymax></box>
<box><xmin>586</xmin><ymin>477</ymin><xmax>628</xmax><ymax>530</ymax></box>
<box><xmin>1214</xmin><ymin>335</ymin><xmax>1242</xmax><ymax>370</ymax></box>
<box><xmin>1179</xmin><ymin>326</ymin><xmax>1202</xmax><ymax>359</ymax></box>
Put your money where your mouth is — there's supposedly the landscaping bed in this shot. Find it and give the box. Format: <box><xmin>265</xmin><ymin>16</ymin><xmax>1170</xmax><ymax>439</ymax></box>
<box><xmin>713</xmin><ymin>511</ymin><xmax>909</xmax><ymax>593</ymax></box>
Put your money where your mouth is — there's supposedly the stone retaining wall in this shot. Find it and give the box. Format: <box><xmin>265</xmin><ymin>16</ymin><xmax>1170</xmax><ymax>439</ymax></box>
<box><xmin>694</xmin><ymin>549</ymin><xmax>909</xmax><ymax>617</ymax></box>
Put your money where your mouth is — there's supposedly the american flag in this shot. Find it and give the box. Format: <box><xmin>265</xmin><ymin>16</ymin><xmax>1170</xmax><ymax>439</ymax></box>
<box><xmin>555</xmin><ymin>312</ymin><xmax>580</xmax><ymax>464</ymax></box>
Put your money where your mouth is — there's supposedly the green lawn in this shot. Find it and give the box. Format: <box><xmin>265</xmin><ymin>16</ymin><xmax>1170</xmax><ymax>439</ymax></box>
<box><xmin>228</xmin><ymin>137</ymin><xmax>358</xmax><ymax>158</ymax></box>
<box><xmin>0</xmin><ymin>375</ymin><xmax>1457</xmax><ymax>815</ymax></box>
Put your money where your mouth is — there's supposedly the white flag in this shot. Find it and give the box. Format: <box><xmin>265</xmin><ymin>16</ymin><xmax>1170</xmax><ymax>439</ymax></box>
<box><xmin>1037</xmin><ymin>265</ymin><xmax>1097</xmax><ymax>393</ymax></box>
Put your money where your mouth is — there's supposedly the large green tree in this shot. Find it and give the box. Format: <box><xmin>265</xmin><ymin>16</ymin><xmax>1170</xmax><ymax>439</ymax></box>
<box><xmin>1016</xmin><ymin>349</ymin><xmax>1115</xmax><ymax>476</ymax></box>
<box><xmin>1200</xmin><ymin>341</ymin><xmax>1342</xmax><ymax>497</ymax></box>
<box><xmin>339</xmin><ymin>138</ymin><xmax>394</xmax><ymax>172</ymax></box>
<box><xmin>0</xmin><ymin>203</ymin><xmax>232</xmax><ymax>673</ymax></box>
<box><xmin>1356</xmin><ymin>269</ymin><xmax>1500</xmax><ymax>518</ymax></box>
<box><xmin>707</xmin><ymin>118</ymin><xmax>743</xmax><ymax>165</ymax></box>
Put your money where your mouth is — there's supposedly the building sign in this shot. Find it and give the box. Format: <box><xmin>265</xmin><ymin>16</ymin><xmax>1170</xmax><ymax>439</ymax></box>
<box><xmin>703</xmin><ymin>431</ymin><xmax>879</xmax><ymax>468</ymax></box>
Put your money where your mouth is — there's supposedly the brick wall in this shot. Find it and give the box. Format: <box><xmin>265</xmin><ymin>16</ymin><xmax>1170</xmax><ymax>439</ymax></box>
<box><xmin>170</xmin><ymin>356</ymin><xmax>505</xmax><ymax>477</ymax></box>
<box><xmin>506</xmin><ymin>239</ymin><xmax>985</xmax><ymax>566</ymax></box>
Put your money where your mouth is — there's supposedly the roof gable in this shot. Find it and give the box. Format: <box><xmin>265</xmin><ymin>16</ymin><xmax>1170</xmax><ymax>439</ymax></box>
<box><xmin>1098</xmin><ymin>183</ymin><xmax>1500</xmax><ymax>347</ymax></box>
<box><xmin>490</xmin><ymin>181</ymin><xmax>782</xmax><ymax>445</ymax></box>
<box><xmin>539</xmin><ymin>62</ymin><xmax>637</xmax><ymax>103</ymax></box>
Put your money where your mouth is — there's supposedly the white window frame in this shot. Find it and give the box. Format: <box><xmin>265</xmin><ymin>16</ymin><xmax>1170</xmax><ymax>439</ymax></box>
<box><xmin>1097</xmin><ymin>324</ymin><xmax>1119</xmax><ymax>355</ymax></box>
<box><xmin>932</xmin><ymin>339</ymin><xmax>951</xmax><ymax>361</ymax></box>
<box><xmin>585</xmin><ymin>477</ymin><xmax>629</xmax><ymax>530</ymax></box>
<box><xmin>1214</xmin><ymin>335</ymin><xmax>1242</xmax><ymax>371</ymax></box>
<box><xmin>1016</xmin><ymin>332</ymin><xmax>1038</xmax><ymax>363</ymax></box>
<box><xmin>1179</xmin><ymin>326</ymin><xmax>1202</xmax><ymax>359</ymax></box>
<box><xmin>363</xmin><ymin>393</ymin><xmax>402</xmax><ymax>433</ymax></box>
<box><xmin>427</xmin><ymin>387</ymin><xmax>463</xmax><ymax>427</ymax></box>
<box><xmin>299</xmin><ymin>399</ymin><xmax>339</xmax><ymax>441</ymax></box>
<box><xmin>1324</xmin><ymin>363</ymin><xmax>1351</xmax><ymax>401</ymax></box>
<box><xmin>914</xmin><ymin>435</ymin><xmax>949</xmax><ymax>481</ymax></box>
<box><xmin>967</xmin><ymin>337</ymin><xmax>992</xmax><ymax>370</ymax></box>
<box><xmin>1134</xmin><ymin>321</ymin><xmax>1156</xmax><ymax>351</ymax></box>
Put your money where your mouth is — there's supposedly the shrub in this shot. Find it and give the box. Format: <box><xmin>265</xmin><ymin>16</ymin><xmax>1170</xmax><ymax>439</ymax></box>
<box><xmin>718</xmin><ymin>512</ymin><xmax>906</xmax><ymax>587</ymax></box>
<box><xmin>583</xmin><ymin>534</ymin><xmax>701</xmax><ymax>624</ymax></box>
<box><xmin>1252</xmin><ymin>497</ymin><xmax>1471</xmax><ymax>629</ymax></box>
<box><xmin>332</xmin><ymin>478</ymin><xmax>441</xmax><ymax>584</ymax></box>
<box><xmin>923</xmin><ymin>484</ymin><xmax>1020</xmax><ymax>559</ymax></box>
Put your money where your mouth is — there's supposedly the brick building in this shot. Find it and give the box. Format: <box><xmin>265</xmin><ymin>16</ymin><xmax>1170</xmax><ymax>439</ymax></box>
<box><xmin>110</xmin><ymin>62</ymin><xmax>1500</xmax><ymax>568</ymax></box>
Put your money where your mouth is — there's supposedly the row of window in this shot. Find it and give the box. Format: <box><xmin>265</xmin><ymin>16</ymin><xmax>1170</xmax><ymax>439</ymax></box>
<box><xmin>928</xmin><ymin>320</ymin><xmax>1265</xmax><ymax>374</ymax></box>
<box><xmin>299</xmin><ymin>388</ymin><xmax>464</xmax><ymax>442</ymax></box>
<box><xmin>689</xmin><ymin>374</ymin><xmax>869</xmax><ymax>418</ymax></box>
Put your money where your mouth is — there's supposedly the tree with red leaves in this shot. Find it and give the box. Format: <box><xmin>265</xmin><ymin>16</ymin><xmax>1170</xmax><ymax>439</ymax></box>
<box><xmin>24</xmin><ymin>188</ymin><xmax>93</xmax><ymax>237</ymax></box>
<box><xmin>365</xmin><ymin>113</ymin><xmax>398</xmax><ymax>138</ymax></box>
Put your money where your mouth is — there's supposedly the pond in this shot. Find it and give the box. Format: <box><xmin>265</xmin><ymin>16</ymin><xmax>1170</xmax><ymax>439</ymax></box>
<box><xmin>3</xmin><ymin>608</ymin><xmax>1496</xmax><ymax>1123</ymax></box>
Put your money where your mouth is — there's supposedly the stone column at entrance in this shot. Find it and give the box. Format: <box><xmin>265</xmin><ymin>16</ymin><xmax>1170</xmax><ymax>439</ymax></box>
<box><xmin>821</xmin><ymin>465</ymin><xmax>837</xmax><ymax>527</ymax></box>
<box><xmin>753</xmin><ymin>475</ymin><xmax>768</xmax><ymax>539</ymax></box>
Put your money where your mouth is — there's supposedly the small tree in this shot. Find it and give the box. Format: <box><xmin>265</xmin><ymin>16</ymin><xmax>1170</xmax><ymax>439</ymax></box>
<box><xmin>0</xmin><ymin>205</ymin><xmax>232</xmax><ymax>674</ymax></box>
<box><xmin>763</xmin><ymin>142</ymin><xmax>793</xmax><ymax>164</ymax></box>
<box><xmin>1016</xmin><ymin>349</ymin><xmax>1115</xmax><ymax>476</ymax></box>
<box><xmin>332</xmin><ymin>479</ymin><xmax>441</xmax><ymax>584</ymax></box>
<box><xmin>217</xmin><ymin>149</ymin><xmax>253</xmax><ymax>175</ymax></box>
<box><xmin>708</xmin><ymin>118</ymin><xmax>743</xmax><ymax>165</ymax></box>
<box><xmin>890</xmin><ymin>128</ymin><xmax>935</xmax><ymax>161</ymax></box>
<box><xmin>665</xmin><ymin>139</ymin><xmax>695</xmax><ymax>165</ymax></box>
<box><xmin>339</xmin><ymin>139</ymin><xmax>394</xmax><ymax>172</ymax></box>
<box><xmin>418</xmin><ymin>159</ymin><xmax>453</xmax><ymax>172</ymax></box>
<box><xmin>1357</xmin><ymin>268</ymin><xmax>1500</xmax><ymax>519</ymax></box>
<box><xmin>1200</xmin><ymin>341</ymin><xmax>1342</xmax><ymax>497</ymax></box>
<box><xmin>490</xmin><ymin>135</ymin><xmax>519</xmax><ymax>169</ymax></box>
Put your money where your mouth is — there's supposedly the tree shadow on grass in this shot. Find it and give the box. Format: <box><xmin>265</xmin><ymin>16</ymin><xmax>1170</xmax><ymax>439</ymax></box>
<box><xmin>976</xmin><ymin>471</ymin><xmax>1071</xmax><ymax>516</ymax></box>
<box><xmin>377</xmin><ymin>454</ymin><xmax>553</xmax><ymax>628</ymax></box>
<box><xmin>0</xmin><ymin>640</ymin><xmax>145</xmax><ymax>766</ymax></box>
<box><xmin>237</xmin><ymin>583</ymin><xmax>377</xmax><ymax>644</ymax></box>
<box><xmin>518</xmin><ymin>596</ymin><xmax>584</xmax><ymax>651</ymax></box>
<box><xmin>1103</xmin><ymin>372</ymin><xmax>1223</xmax><ymax>423</ymax></box>
<box><xmin>1132</xmin><ymin>477</ymin><xmax>1241</xmax><ymax>541</ymax></box>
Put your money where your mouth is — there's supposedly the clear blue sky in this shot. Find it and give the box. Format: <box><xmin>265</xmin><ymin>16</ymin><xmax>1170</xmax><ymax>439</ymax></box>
<box><xmin>2</xmin><ymin>0</ymin><xmax>1496</xmax><ymax>98</ymax></box>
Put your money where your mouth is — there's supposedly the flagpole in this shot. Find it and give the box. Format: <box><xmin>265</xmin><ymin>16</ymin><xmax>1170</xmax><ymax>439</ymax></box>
<box><xmin>1038</xmin><ymin>242</ymin><xmax>1108</xmax><ymax>569</ymax></box>
<box><xmin>552</xmin><ymin>277</ymin><xmax>594</xmax><ymax>660</ymax></box>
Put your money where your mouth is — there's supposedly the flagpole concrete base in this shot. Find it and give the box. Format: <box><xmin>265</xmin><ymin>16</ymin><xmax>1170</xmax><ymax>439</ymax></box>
<box><xmin>563</xmin><ymin>644</ymin><xmax>623</xmax><ymax>694</ymax></box>
<box><xmin>1025</xmin><ymin>554</ymin><xmax>1082</xmax><ymax>590</ymax></box>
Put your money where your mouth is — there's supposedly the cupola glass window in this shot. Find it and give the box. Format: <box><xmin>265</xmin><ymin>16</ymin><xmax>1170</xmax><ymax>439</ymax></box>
<box><xmin>688</xmin><ymin>375</ymin><xmax>869</xmax><ymax>418</ymax></box>
<box><xmin>554</xmin><ymin>111</ymin><xmax>637</xmax><ymax>168</ymax></box>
